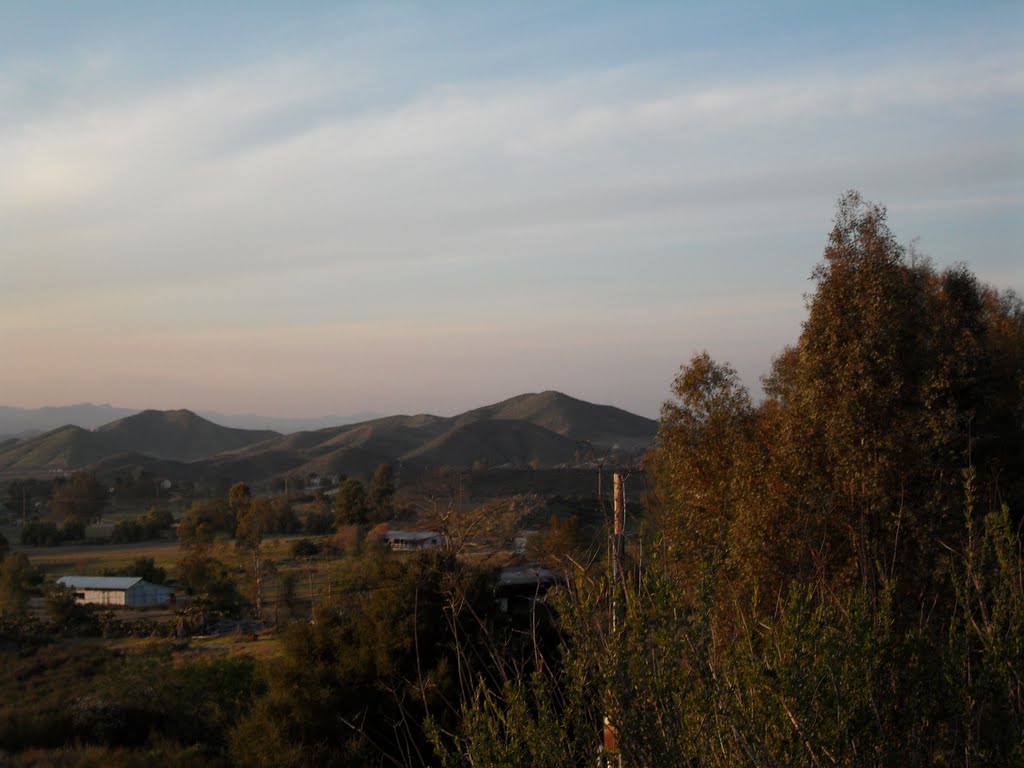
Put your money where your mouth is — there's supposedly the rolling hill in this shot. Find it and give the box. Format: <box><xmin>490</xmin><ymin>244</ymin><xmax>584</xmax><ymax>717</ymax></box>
<box><xmin>94</xmin><ymin>410</ymin><xmax>279</xmax><ymax>461</ymax></box>
<box><xmin>212</xmin><ymin>391</ymin><xmax>657</xmax><ymax>480</ymax></box>
<box><xmin>403</xmin><ymin>419</ymin><xmax>580</xmax><ymax>469</ymax></box>
<box><xmin>0</xmin><ymin>425</ymin><xmax>121</xmax><ymax>470</ymax></box>
<box><xmin>0</xmin><ymin>392</ymin><xmax>658</xmax><ymax>482</ymax></box>
<box><xmin>0</xmin><ymin>411</ymin><xmax>279</xmax><ymax>471</ymax></box>
<box><xmin>455</xmin><ymin>391</ymin><xmax>656</xmax><ymax>451</ymax></box>
<box><xmin>0</xmin><ymin>403</ymin><xmax>379</xmax><ymax>436</ymax></box>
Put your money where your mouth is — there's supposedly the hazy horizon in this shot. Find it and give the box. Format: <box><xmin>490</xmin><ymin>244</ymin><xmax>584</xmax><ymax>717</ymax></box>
<box><xmin>0</xmin><ymin>388</ymin><xmax>651</xmax><ymax>424</ymax></box>
<box><xmin>4</xmin><ymin>2</ymin><xmax>1021</xmax><ymax>421</ymax></box>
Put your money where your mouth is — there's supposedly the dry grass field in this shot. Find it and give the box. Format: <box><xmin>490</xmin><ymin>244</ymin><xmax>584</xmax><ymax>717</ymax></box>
<box><xmin>21</xmin><ymin>539</ymin><xmax>180</xmax><ymax>579</ymax></box>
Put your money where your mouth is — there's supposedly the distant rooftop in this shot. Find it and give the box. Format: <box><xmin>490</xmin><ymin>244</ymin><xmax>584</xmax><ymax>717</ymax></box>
<box><xmin>57</xmin><ymin>575</ymin><xmax>143</xmax><ymax>591</ymax></box>
<box><xmin>496</xmin><ymin>565</ymin><xmax>560</xmax><ymax>588</ymax></box>
<box><xmin>382</xmin><ymin>530</ymin><xmax>443</xmax><ymax>542</ymax></box>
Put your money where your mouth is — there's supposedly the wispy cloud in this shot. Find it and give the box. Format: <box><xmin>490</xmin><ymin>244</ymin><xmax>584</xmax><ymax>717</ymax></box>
<box><xmin>2</xmin><ymin>6</ymin><xmax>1021</xmax><ymax>415</ymax></box>
<box><xmin>5</xmin><ymin>50</ymin><xmax>1019</xmax><ymax>282</ymax></box>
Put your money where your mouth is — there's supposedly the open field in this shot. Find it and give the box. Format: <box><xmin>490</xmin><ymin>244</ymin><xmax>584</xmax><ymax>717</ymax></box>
<box><xmin>101</xmin><ymin>629</ymin><xmax>286</xmax><ymax>662</ymax></box>
<box><xmin>4</xmin><ymin>527</ymin><xmax>316</xmax><ymax>574</ymax></box>
<box><xmin>19</xmin><ymin>539</ymin><xmax>181</xmax><ymax>579</ymax></box>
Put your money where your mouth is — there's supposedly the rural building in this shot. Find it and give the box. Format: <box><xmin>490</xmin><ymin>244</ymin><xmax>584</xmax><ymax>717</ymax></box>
<box><xmin>381</xmin><ymin>530</ymin><xmax>446</xmax><ymax>552</ymax></box>
<box><xmin>495</xmin><ymin>565</ymin><xmax>560</xmax><ymax>613</ymax></box>
<box><xmin>56</xmin><ymin>575</ymin><xmax>175</xmax><ymax>608</ymax></box>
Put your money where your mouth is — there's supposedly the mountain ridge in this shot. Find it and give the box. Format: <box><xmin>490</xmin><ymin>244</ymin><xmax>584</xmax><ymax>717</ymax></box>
<box><xmin>0</xmin><ymin>411</ymin><xmax>279</xmax><ymax>471</ymax></box>
<box><xmin>0</xmin><ymin>403</ymin><xmax>381</xmax><ymax>437</ymax></box>
<box><xmin>0</xmin><ymin>392</ymin><xmax>657</xmax><ymax>481</ymax></box>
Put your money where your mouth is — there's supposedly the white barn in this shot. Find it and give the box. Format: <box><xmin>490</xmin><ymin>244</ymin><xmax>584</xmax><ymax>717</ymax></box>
<box><xmin>57</xmin><ymin>575</ymin><xmax>175</xmax><ymax>608</ymax></box>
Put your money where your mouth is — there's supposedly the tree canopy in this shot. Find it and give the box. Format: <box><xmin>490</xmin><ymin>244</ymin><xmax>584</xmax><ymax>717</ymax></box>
<box><xmin>651</xmin><ymin>191</ymin><xmax>1024</xmax><ymax>609</ymax></box>
<box><xmin>0</xmin><ymin>552</ymin><xmax>41</xmax><ymax>618</ymax></box>
<box><xmin>335</xmin><ymin>478</ymin><xmax>368</xmax><ymax>526</ymax></box>
<box><xmin>368</xmin><ymin>463</ymin><xmax>396</xmax><ymax>522</ymax></box>
<box><xmin>51</xmin><ymin>472</ymin><xmax>108</xmax><ymax>523</ymax></box>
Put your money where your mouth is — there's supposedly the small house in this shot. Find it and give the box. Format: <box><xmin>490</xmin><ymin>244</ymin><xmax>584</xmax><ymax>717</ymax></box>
<box><xmin>381</xmin><ymin>530</ymin><xmax>445</xmax><ymax>552</ymax></box>
<box><xmin>56</xmin><ymin>575</ymin><xmax>175</xmax><ymax>608</ymax></box>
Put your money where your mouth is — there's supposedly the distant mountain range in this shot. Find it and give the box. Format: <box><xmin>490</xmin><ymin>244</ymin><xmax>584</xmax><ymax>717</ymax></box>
<box><xmin>0</xmin><ymin>404</ymin><xmax>139</xmax><ymax>439</ymax></box>
<box><xmin>0</xmin><ymin>404</ymin><xmax>377</xmax><ymax>440</ymax></box>
<box><xmin>0</xmin><ymin>392</ymin><xmax>657</xmax><ymax>483</ymax></box>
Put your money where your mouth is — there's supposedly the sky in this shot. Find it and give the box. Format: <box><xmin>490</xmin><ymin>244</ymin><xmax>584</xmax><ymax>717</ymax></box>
<box><xmin>2</xmin><ymin>1</ymin><xmax>1021</xmax><ymax>420</ymax></box>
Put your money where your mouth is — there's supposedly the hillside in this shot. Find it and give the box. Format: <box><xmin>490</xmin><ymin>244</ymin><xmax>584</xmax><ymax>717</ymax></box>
<box><xmin>222</xmin><ymin>391</ymin><xmax>656</xmax><ymax>480</ymax></box>
<box><xmin>0</xmin><ymin>411</ymin><xmax>279</xmax><ymax>471</ymax></box>
<box><xmin>0</xmin><ymin>425</ymin><xmax>120</xmax><ymax>470</ymax></box>
<box><xmin>94</xmin><ymin>410</ymin><xmax>279</xmax><ymax>461</ymax></box>
<box><xmin>402</xmin><ymin>419</ymin><xmax>581</xmax><ymax>469</ymax></box>
<box><xmin>456</xmin><ymin>391</ymin><xmax>656</xmax><ymax>451</ymax></box>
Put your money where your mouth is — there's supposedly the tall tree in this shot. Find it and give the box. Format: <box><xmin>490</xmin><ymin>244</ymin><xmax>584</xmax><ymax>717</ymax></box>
<box><xmin>236</xmin><ymin>497</ymin><xmax>271</xmax><ymax>618</ymax></box>
<box><xmin>0</xmin><ymin>552</ymin><xmax>40</xmax><ymax>618</ymax></box>
<box><xmin>177</xmin><ymin>499</ymin><xmax>230</xmax><ymax>549</ymax></box>
<box><xmin>228</xmin><ymin>482</ymin><xmax>252</xmax><ymax>529</ymax></box>
<box><xmin>368</xmin><ymin>463</ymin><xmax>396</xmax><ymax>522</ymax></box>
<box><xmin>649</xmin><ymin>191</ymin><xmax>1024</xmax><ymax>606</ymax></box>
<box><xmin>775</xmin><ymin>192</ymin><xmax>1024</xmax><ymax>595</ymax></box>
<box><xmin>51</xmin><ymin>471</ymin><xmax>108</xmax><ymax>523</ymax></box>
<box><xmin>335</xmin><ymin>478</ymin><xmax>368</xmax><ymax>527</ymax></box>
<box><xmin>649</xmin><ymin>353</ymin><xmax>756</xmax><ymax>586</ymax></box>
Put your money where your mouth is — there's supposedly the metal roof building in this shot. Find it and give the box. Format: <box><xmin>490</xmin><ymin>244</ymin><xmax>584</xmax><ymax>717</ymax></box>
<box><xmin>56</xmin><ymin>575</ymin><xmax>175</xmax><ymax>608</ymax></box>
<box><xmin>495</xmin><ymin>565</ymin><xmax>561</xmax><ymax>614</ymax></box>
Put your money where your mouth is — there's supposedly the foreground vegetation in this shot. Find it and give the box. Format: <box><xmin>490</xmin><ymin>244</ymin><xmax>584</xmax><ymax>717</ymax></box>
<box><xmin>433</xmin><ymin>193</ymin><xmax>1024</xmax><ymax>767</ymax></box>
<box><xmin>1</xmin><ymin>193</ymin><xmax>1021</xmax><ymax>766</ymax></box>
<box><xmin>0</xmin><ymin>638</ymin><xmax>262</xmax><ymax>768</ymax></box>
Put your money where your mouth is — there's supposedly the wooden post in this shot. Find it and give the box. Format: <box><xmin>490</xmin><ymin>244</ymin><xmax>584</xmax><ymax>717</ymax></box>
<box><xmin>606</xmin><ymin>473</ymin><xmax>625</xmax><ymax>767</ymax></box>
<box><xmin>612</xmin><ymin>473</ymin><xmax>625</xmax><ymax>588</ymax></box>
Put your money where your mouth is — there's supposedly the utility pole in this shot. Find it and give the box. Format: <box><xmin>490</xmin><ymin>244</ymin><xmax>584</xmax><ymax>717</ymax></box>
<box><xmin>604</xmin><ymin>472</ymin><xmax>625</xmax><ymax>766</ymax></box>
<box><xmin>612</xmin><ymin>474</ymin><xmax>625</xmax><ymax>588</ymax></box>
<box><xmin>611</xmin><ymin>472</ymin><xmax>627</xmax><ymax>631</ymax></box>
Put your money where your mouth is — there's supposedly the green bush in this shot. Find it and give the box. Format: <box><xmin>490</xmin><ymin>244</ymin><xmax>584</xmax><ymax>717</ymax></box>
<box><xmin>19</xmin><ymin>519</ymin><xmax>85</xmax><ymax>546</ymax></box>
<box><xmin>111</xmin><ymin>507</ymin><xmax>175</xmax><ymax>544</ymax></box>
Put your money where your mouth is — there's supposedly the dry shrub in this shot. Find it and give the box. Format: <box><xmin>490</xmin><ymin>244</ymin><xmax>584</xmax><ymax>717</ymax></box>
<box><xmin>365</xmin><ymin>522</ymin><xmax>390</xmax><ymax>549</ymax></box>
<box><xmin>330</xmin><ymin>525</ymin><xmax>363</xmax><ymax>556</ymax></box>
